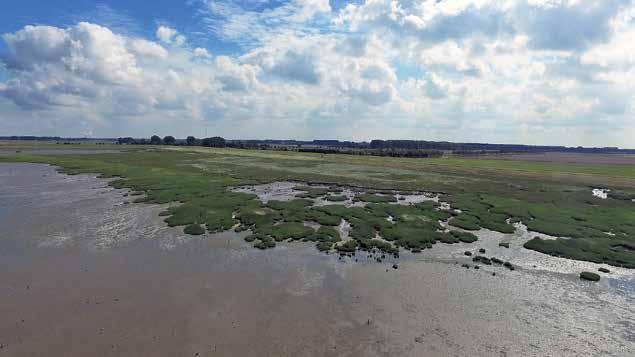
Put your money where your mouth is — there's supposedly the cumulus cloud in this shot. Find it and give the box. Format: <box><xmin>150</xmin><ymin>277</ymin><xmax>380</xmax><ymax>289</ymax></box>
<box><xmin>156</xmin><ymin>25</ymin><xmax>185</xmax><ymax>45</ymax></box>
<box><xmin>0</xmin><ymin>22</ymin><xmax>263</xmax><ymax>132</ymax></box>
<box><xmin>519</xmin><ymin>0</ymin><xmax>631</xmax><ymax>50</ymax></box>
<box><xmin>2</xmin><ymin>25</ymin><xmax>71</xmax><ymax>70</ymax></box>
<box><xmin>215</xmin><ymin>56</ymin><xmax>259</xmax><ymax>91</ymax></box>
<box><xmin>129</xmin><ymin>39</ymin><xmax>168</xmax><ymax>59</ymax></box>
<box><xmin>268</xmin><ymin>50</ymin><xmax>322</xmax><ymax>84</ymax></box>
<box><xmin>156</xmin><ymin>25</ymin><xmax>177</xmax><ymax>43</ymax></box>
<box><xmin>193</xmin><ymin>47</ymin><xmax>212</xmax><ymax>58</ymax></box>
<box><xmin>1</xmin><ymin>0</ymin><xmax>635</xmax><ymax>147</ymax></box>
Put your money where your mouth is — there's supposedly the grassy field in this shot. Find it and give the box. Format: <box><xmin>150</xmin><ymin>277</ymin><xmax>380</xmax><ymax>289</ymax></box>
<box><xmin>1</xmin><ymin>144</ymin><xmax>633</xmax><ymax>268</ymax></box>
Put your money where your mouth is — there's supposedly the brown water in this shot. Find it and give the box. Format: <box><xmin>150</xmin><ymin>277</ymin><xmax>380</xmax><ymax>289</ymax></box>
<box><xmin>0</xmin><ymin>163</ymin><xmax>633</xmax><ymax>356</ymax></box>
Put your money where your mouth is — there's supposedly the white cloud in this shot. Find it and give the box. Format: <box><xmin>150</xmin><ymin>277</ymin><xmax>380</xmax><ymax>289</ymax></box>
<box><xmin>200</xmin><ymin>0</ymin><xmax>332</xmax><ymax>46</ymax></box>
<box><xmin>214</xmin><ymin>56</ymin><xmax>259</xmax><ymax>92</ymax></box>
<box><xmin>156</xmin><ymin>25</ymin><xmax>176</xmax><ymax>43</ymax></box>
<box><xmin>193</xmin><ymin>47</ymin><xmax>212</xmax><ymax>58</ymax></box>
<box><xmin>0</xmin><ymin>23</ymin><xmax>234</xmax><ymax>125</ymax></box>
<box><xmin>128</xmin><ymin>39</ymin><xmax>168</xmax><ymax>59</ymax></box>
<box><xmin>2</xmin><ymin>25</ymin><xmax>70</xmax><ymax>70</ymax></box>
<box><xmin>1</xmin><ymin>1</ymin><xmax>635</xmax><ymax>147</ymax></box>
<box><xmin>581</xmin><ymin>30</ymin><xmax>635</xmax><ymax>69</ymax></box>
<box><xmin>174</xmin><ymin>35</ymin><xmax>186</xmax><ymax>46</ymax></box>
<box><xmin>156</xmin><ymin>25</ymin><xmax>185</xmax><ymax>45</ymax></box>
<box><xmin>288</xmin><ymin>0</ymin><xmax>331</xmax><ymax>22</ymax></box>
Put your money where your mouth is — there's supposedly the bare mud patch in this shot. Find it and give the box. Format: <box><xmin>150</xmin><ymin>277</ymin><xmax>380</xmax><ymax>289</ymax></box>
<box><xmin>0</xmin><ymin>163</ymin><xmax>375</xmax><ymax>357</ymax></box>
<box><xmin>230</xmin><ymin>181</ymin><xmax>439</xmax><ymax>207</ymax></box>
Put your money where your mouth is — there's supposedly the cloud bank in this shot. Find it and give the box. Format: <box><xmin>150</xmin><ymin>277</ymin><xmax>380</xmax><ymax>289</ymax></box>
<box><xmin>1</xmin><ymin>0</ymin><xmax>634</xmax><ymax>147</ymax></box>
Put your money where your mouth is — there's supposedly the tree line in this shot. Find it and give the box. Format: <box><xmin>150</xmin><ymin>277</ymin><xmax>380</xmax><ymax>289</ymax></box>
<box><xmin>117</xmin><ymin>135</ymin><xmax>226</xmax><ymax>148</ymax></box>
<box><xmin>369</xmin><ymin>139</ymin><xmax>627</xmax><ymax>154</ymax></box>
<box><xmin>297</xmin><ymin>147</ymin><xmax>443</xmax><ymax>158</ymax></box>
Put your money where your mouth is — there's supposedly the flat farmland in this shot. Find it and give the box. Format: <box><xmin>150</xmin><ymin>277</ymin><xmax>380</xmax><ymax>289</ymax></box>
<box><xmin>473</xmin><ymin>152</ymin><xmax>635</xmax><ymax>165</ymax></box>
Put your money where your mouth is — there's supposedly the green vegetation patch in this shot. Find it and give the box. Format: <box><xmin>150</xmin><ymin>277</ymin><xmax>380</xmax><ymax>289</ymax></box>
<box><xmin>308</xmin><ymin>226</ymin><xmax>341</xmax><ymax>251</ymax></box>
<box><xmin>361</xmin><ymin>239</ymin><xmax>399</xmax><ymax>254</ymax></box>
<box><xmin>294</xmin><ymin>185</ymin><xmax>330</xmax><ymax>198</ymax></box>
<box><xmin>608</xmin><ymin>190</ymin><xmax>635</xmax><ymax>201</ymax></box>
<box><xmin>449</xmin><ymin>215</ymin><xmax>480</xmax><ymax>231</ymax></box>
<box><xmin>580</xmin><ymin>271</ymin><xmax>600</xmax><ymax>281</ymax></box>
<box><xmin>236</xmin><ymin>204</ymin><xmax>280</xmax><ymax>227</ymax></box>
<box><xmin>306</xmin><ymin>226</ymin><xmax>340</xmax><ymax>242</ymax></box>
<box><xmin>254</xmin><ymin>237</ymin><xmax>276</xmax><ymax>250</ymax></box>
<box><xmin>184</xmin><ymin>224</ymin><xmax>206</xmax><ymax>235</ymax></box>
<box><xmin>356</xmin><ymin>193</ymin><xmax>397</xmax><ymax>203</ymax></box>
<box><xmin>304</xmin><ymin>209</ymin><xmax>341</xmax><ymax>226</ymax></box>
<box><xmin>524</xmin><ymin>237</ymin><xmax>634</xmax><ymax>268</ymax></box>
<box><xmin>256</xmin><ymin>222</ymin><xmax>315</xmax><ymax>242</ymax></box>
<box><xmin>265</xmin><ymin>199</ymin><xmax>313</xmax><ymax>222</ymax></box>
<box><xmin>316</xmin><ymin>241</ymin><xmax>334</xmax><ymax>252</ymax></box>
<box><xmin>451</xmin><ymin>231</ymin><xmax>478</xmax><ymax>243</ymax></box>
<box><xmin>336</xmin><ymin>240</ymin><xmax>358</xmax><ymax>253</ymax></box>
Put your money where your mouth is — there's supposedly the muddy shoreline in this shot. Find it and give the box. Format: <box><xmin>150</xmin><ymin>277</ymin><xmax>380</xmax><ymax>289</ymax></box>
<box><xmin>0</xmin><ymin>163</ymin><xmax>633</xmax><ymax>356</ymax></box>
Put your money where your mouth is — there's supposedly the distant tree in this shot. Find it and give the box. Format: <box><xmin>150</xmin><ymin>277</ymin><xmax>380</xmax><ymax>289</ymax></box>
<box><xmin>117</xmin><ymin>137</ymin><xmax>135</xmax><ymax>145</ymax></box>
<box><xmin>163</xmin><ymin>135</ymin><xmax>176</xmax><ymax>145</ymax></box>
<box><xmin>201</xmin><ymin>136</ymin><xmax>226</xmax><ymax>148</ymax></box>
<box><xmin>370</xmin><ymin>139</ymin><xmax>385</xmax><ymax>149</ymax></box>
<box><xmin>186</xmin><ymin>136</ymin><xmax>197</xmax><ymax>146</ymax></box>
<box><xmin>150</xmin><ymin>135</ymin><xmax>162</xmax><ymax>145</ymax></box>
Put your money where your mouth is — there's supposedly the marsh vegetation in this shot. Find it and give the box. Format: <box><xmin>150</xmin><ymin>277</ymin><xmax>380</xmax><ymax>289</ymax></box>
<box><xmin>2</xmin><ymin>145</ymin><xmax>633</xmax><ymax>269</ymax></box>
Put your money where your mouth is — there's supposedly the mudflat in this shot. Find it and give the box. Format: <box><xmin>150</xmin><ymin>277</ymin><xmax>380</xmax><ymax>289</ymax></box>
<box><xmin>0</xmin><ymin>163</ymin><xmax>633</xmax><ymax>356</ymax></box>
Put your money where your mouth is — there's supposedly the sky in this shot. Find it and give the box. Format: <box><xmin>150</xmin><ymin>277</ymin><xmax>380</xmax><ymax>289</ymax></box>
<box><xmin>0</xmin><ymin>1</ymin><xmax>634</xmax><ymax>148</ymax></box>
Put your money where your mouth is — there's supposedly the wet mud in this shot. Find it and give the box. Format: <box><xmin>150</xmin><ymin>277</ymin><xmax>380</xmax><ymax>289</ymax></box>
<box><xmin>0</xmin><ymin>164</ymin><xmax>633</xmax><ymax>356</ymax></box>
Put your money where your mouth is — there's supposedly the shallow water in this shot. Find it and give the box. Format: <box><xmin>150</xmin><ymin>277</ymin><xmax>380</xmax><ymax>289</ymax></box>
<box><xmin>593</xmin><ymin>188</ymin><xmax>610</xmax><ymax>199</ymax></box>
<box><xmin>1</xmin><ymin>163</ymin><xmax>633</xmax><ymax>356</ymax></box>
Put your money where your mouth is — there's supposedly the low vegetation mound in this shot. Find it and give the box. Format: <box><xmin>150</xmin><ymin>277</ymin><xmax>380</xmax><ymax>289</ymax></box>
<box><xmin>524</xmin><ymin>237</ymin><xmax>634</xmax><ymax>269</ymax></box>
<box><xmin>294</xmin><ymin>185</ymin><xmax>330</xmax><ymax>198</ymax></box>
<box><xmin>183</xmin><ymin>224</ymin><xmax>205</xmax><ymax>235</ymax></box>
<box><xmin>325</xmin><ymin>195</ymin><xmax>347</xmax><ymax>202</ymax></box>
<box><xmin>451</xmin><ymin>231</ymin><xmax>478</xmax><ymax>243</ymax></box>
<box><xmin>579</xmin><ymin>271</ymin><xmax>601</xmax><ymax>282</ymax></box>
<box><xmin>355</xmin><ymin>193</ymin><xmax>397</xmax><ymax>203</ymax></box>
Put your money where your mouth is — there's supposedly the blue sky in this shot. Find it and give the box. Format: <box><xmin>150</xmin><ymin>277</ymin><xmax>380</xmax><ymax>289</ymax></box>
<box><xmin>0</xmin><ymin>1</ymin><xmax>359</xmax><ymax>56</ymax></box>
<box><xmin>1</xmin><ymin>1</ymin><xmax>225</xmax><ymax>54</ymax></box>
<box><xmin>1</xmin><ymin>1</ymin><xmax>634</xmax><ymax>148</ymax></box>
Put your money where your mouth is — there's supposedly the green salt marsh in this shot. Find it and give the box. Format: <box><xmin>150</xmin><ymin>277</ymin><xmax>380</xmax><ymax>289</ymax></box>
<box><xmin>2</xmin><ymin>146</ymin><xmax>633</xmax><ymax>268</ymax></box>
